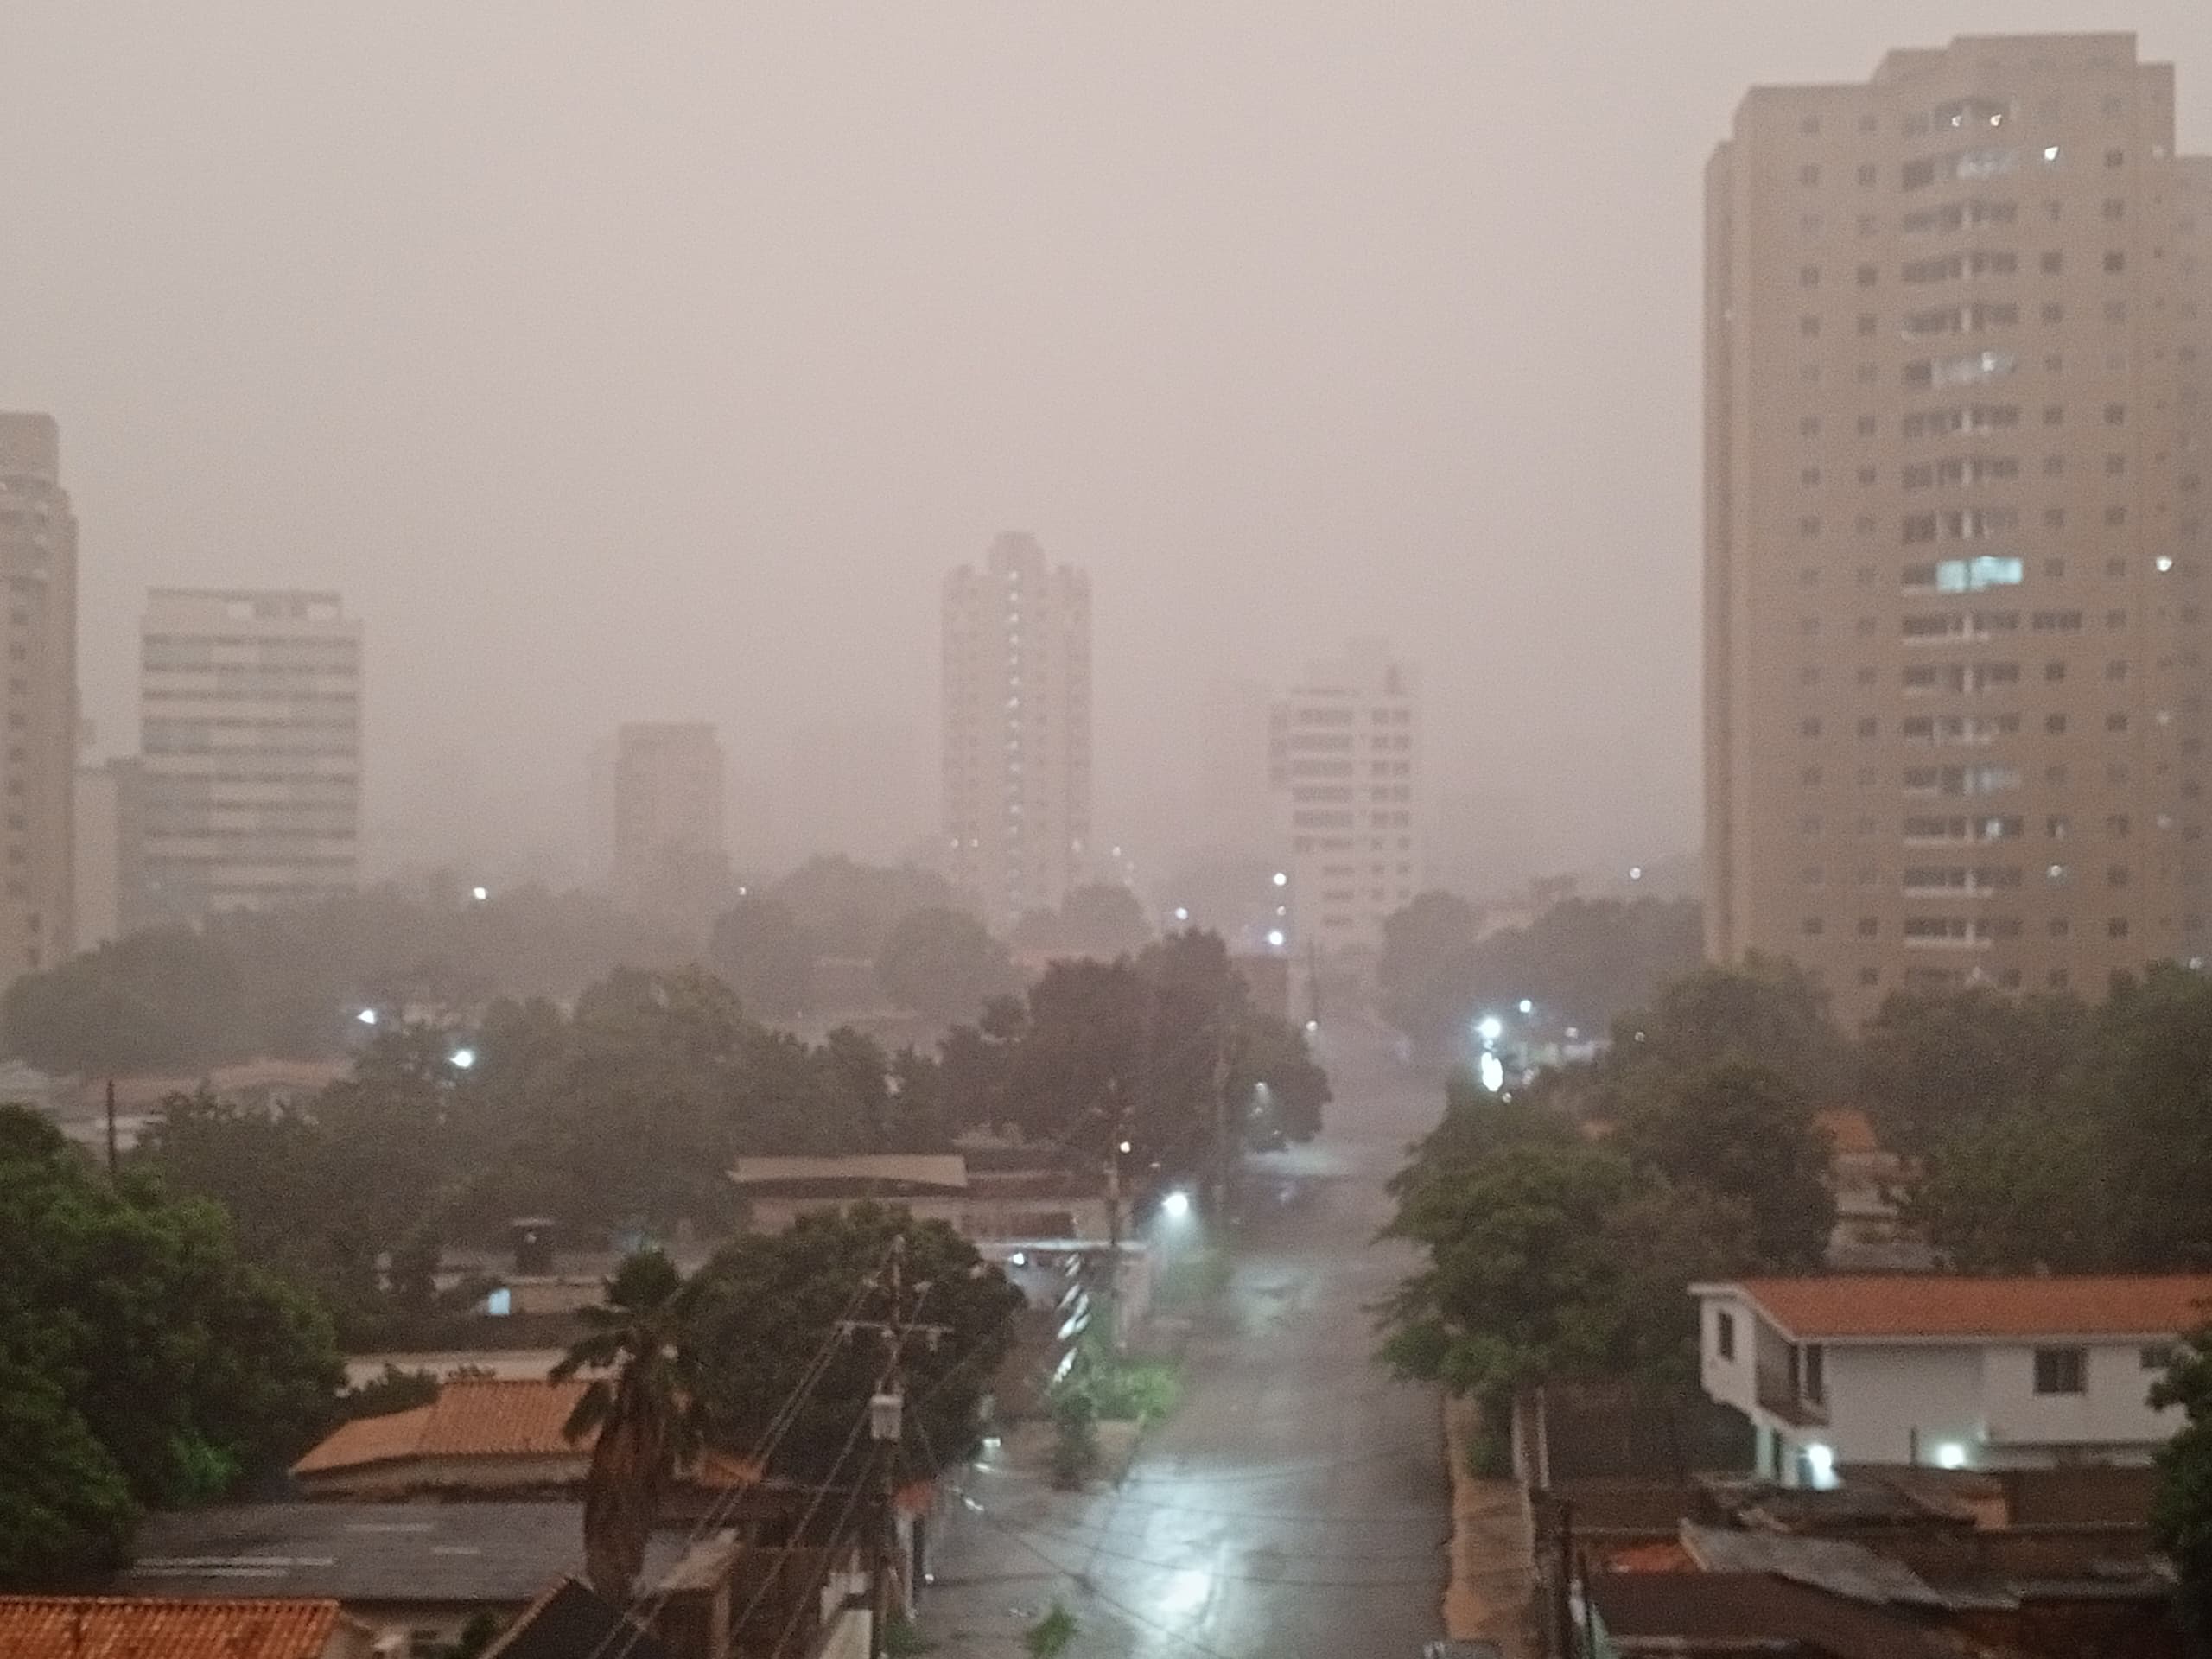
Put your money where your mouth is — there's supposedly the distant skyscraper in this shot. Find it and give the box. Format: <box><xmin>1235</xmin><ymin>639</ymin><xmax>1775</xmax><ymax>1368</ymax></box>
<box><xmin>73</xmin><ymin>757</ymin><xmax>139</xmax><ymax>949</ymax></box>
<box><xmin>609</xmin><ymin>721</ymin><xmax>728</xmax><ymax>918</ymax></box>
<box><xmin>1270</xmin><ymin>639</ymin><xmax>1422</xmax><ymax>960</ymax></box>
<box><xmin>0</xmin><ymin>414</ymin><xmax>78</xmax><ymax>975</ymax></box>
<box><xmin>942</xmin><ymin>532</ymin><xmax>1092</xmax><ymax>929</ymax></box>
<box><xmin>138</xmin><ymin>589</ymin><xmax>361</xmax><ymax>923</ymax></box>
<box><xmin>1705</xmin><ymin>32</ymin><xmax>2210</xmax><ymax>1023</ymax></box>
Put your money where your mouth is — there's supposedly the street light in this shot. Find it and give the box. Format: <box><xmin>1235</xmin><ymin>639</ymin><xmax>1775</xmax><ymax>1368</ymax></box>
<box><xmin>1271</xmin><ymin>870</ymin><xmax>1288</xmax><ymax>887</ymax></box>
<box><xmin>1160</xmin><ymin>1190</ymin><xmax>1192</xmax><ymax>1223</ymax></box>
<box><xmin>1266</xmin><ymin>928</ymin><xmax>1287</xmax><ymax>950</ymax></box>
<box><xmin>1517</xmin><ymin>998</ymin><xmax>1535</xmax><ymax>1015</ymax></box>
<box><xmin>1478</xmin><ymin>1052</ymin><xmax>1506</xmax><ymax>1094</ymax></box>
<box><xmin>470</xmin><ymin>885</ymin><xmax>489</xmax><ymax>902</ymax></box>
<box><xmin>356</xmin><ymin>1007</ymin><xmax>378</xmax><ymax>1027</ymax></box>
<box><xmin>1173</xmin><ymin>906</ymin><xmax>1190</xmax><ymax>923</ymax></box>
<box><xmin>449</xmin><ymin>1046</ymin><xmax>477</xmax><ymax>1071</ymax></box>
<box><xmin>1475</xmin><ymin>1014</ymin><xmax>1503</xmax><ymax>1046</ymax></box>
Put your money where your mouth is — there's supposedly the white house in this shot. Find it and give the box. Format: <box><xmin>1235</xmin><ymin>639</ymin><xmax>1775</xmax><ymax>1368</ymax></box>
<box><xmin>1690</xmin><ymin>1274</ymin><xmax>2212</xmax><ymax>1487</ymax></box>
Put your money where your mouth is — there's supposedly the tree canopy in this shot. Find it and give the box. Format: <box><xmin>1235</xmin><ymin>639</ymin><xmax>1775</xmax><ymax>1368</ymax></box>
<box><xmin>875</xmin><ymin>907</ymin><xmax>1024</xmax><ymax>1023</ymax></box>
<box><xmin>0</xmin><ymin>1106</ymin><xmax>341</xmax><ymax>1586</ymax></box>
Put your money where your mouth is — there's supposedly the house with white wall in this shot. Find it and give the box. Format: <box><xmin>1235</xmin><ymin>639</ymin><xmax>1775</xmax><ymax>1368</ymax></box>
<box><xmin>1690</xmin><ymin>1275</ymin><xmax>2212</xmax><ymax>1487</ymax></box>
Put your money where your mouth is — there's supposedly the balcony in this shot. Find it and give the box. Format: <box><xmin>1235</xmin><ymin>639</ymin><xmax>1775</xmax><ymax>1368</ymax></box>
<box><xmin>1756</xmin><ymin>1369</ymin><xmax>1830</xmax><ymax>1427</ymax></box>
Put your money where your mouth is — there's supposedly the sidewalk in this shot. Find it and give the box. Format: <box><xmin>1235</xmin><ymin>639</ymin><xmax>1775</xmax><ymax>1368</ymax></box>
<box><xmin>1442</xmin><ymin>1394</ymin><xmax>1541</xmax><ymax>1657</ymax></box>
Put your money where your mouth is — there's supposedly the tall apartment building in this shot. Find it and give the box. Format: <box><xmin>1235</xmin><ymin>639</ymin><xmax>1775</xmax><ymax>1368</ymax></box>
<box><xmin>1269</xmin><ymin>639</ymin><xmax>1422</xmax><ymax>960</ymax></box>
<box><xmin>138</xmin><ymin>589</ymin><xmax>361</xmax><ymax>924</ymax></box>
<box><xmin>942</xmin><ymin>532</ymin><xmax>1092</xmax><ymax>929</ymax></box>
<box><xmin>0</xmin><ymin>415</ymin><xmax>78</xmax><ymax>976</ymax></box>
<box><xmin>609</xmin><ymin>721</ymin><xmax>728</xmax><ymax>917</ymax></box>
<box><xmin>1706</xmin><ymin>33</ymin><xmax>2210</xmax><ymax>1024</ymax></box>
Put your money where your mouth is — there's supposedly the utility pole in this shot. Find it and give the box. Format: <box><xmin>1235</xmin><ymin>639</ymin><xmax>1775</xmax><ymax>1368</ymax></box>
<box><xmin>840</xmin><ymin>1235</ymin><xmax>950</xmax><ymax>1659</ymax></box>
<box><xmin>1554</xmin><ymin>1497</ymin><xmax>1578</xmax><ymax>1659</ymax></box>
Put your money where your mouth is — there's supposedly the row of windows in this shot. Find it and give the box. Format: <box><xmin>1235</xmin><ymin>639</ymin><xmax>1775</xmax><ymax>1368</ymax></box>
<box><xmin>1800</xmin><ymin>810</ymin><xmax>2163</xmax><ymax>842</ymax></box>
<box><xmin>1806</xmin><ymin>915</ymin><xmax>2139</xmax><ymax>944</ymax></box>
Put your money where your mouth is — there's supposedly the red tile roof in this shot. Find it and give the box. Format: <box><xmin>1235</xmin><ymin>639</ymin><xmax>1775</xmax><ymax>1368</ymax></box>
<box><xmin>1722</xmin><ymin>1275</ymin><xmax>2212</xmax><ymax>1340</ymax></box>
<box><xmin>292</xmin><ymin>1379</ymin><xmax>590</xmax><ymax>1477</ymax></box>
<box><xmin>1812</xmin><ymin>1108</ymin><xmax>1881</xmax><ymax>1157</ymax></box>
<box><xmin>0</xmin><ymin>1596</ymin><xmax>353</xmax><ymax>1659</ymax></box>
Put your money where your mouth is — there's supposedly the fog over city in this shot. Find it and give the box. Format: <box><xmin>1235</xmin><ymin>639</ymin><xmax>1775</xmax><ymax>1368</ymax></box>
<box><xmin>5</xmin><ymin>3</ymin><xmax>2196</xmax><ymax>889</ymax></box>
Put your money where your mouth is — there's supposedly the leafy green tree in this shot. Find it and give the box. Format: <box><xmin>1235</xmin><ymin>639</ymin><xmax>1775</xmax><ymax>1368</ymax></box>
<box><xmin>708</xmin><ymin>894</ymin><xmax>817</xmax><ymax>1020</ymax></box>
<box><xmin>1378</xmin><ymin>890</ymin><xmax>1484</xmax><ymax>1050</ymax></box>
<box><xmin>1381</xmin><ymin>1135</ymin><xmax>1643</xmax><ymax>1406</ymax></box>
<box><xmin>2077</xmin><ymin>966</ymin><xmax>2212</xmax><ymax>1270</ymax></box>
<box><xmin>1906</xmin><ymin>1105</ymin><xmax>2105</xmax><ymax>1274</ymax></box>
<box><xmin>2153</xmin><ymin>1329</ymin><xmax>2212</xmax><ymax>1649</ymax></box>
<box><xmin>1229</xmin><ymin>1012</ymin><xmax>1330</xmax><ymax>1145</ymax></box>
<box><xmin>768</xmin><ymin>856</ymin><xmax>966</xmax><ymax>960</ymax></box>
<box><xmin>1052</xmin><ymin>884</ymin><xmax>1152</xmax><ymax>957</ymax></box>
<box><xmin>1612</xmin><ymin>957</ymin><xmax>1848</xmax><ymax>1103</ymax></box>
<box><xmin>1856</xmin><ymin>985</ymin><xmax>2087</xmax><ymax>1156</ymax></box>
<box><xmin>554</xmin><ymin>1251</ymin><xmax>709</xmax><ymax>1605</ymax></box>
<box><xmin>687</xmin><ymin>1207</ymin><xmax>1025</xmax><ymax>1487</ymax></box>
<box><xmin>1</xmin><ymin>925</ymin><xmax>246</xmax><ymax>1075</ymax></box>
<box><xmin>0</xmin><ymin>1106</ymin><xmax>340</xmax><ymax>1582</ymax></box>
<box><xmin>876</xmin><ymin>908</ymin><xmax>1022</xmax><ymax>1023</ymax></box>
<box><xmin>1620</xmin><ymin>1059</ymin><xmax>1834</xmax><ymax>1272</ymax></box>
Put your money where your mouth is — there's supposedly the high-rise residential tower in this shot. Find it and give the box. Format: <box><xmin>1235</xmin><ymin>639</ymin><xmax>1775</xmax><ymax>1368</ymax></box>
<box><xmin>607</xmin><ymin>721</ymin><xmax>728</xmax><ymax>919</ymax></box>
<box><xmin>1269</xmin><ymin>639</ymin><xmax>1422</xmax><ymax>961</ymax></box>
<box><xmin>138</xmin><ymin>589</ymin><xmax>361</xmax><ymax>923</ymax></box>
<box><xmin>1706</xmin><ymin>33</ymin><xmax>2210</xmax><ymax>1024</ymax></box>
<box><xmin>0</xmin><ymin>414</ymin><xmax>78</xmax><ymax>976</ymax></box>
<box><xmin>942</xmin><ymin>532</ymin><xmax>1092</xmax><ymax>930</ymax></box>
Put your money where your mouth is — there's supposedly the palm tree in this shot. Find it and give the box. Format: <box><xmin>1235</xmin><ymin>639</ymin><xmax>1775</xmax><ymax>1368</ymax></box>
<box><xmin>552</xmin><ymin>1249</ymin><xmax>708</xmax><ymax>1605</ymax></box>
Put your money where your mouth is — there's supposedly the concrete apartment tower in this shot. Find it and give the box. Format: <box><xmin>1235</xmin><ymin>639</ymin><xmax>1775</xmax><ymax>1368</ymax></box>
<box><xmin>138</xmin><ymin>589</ymin><xmax>361</xmax><ymax>923</ymax></box>
<box><xmin>609</xmin><ymin>721</ymin><xmax>728</xmax><ymax>919</ymax></box>
<box><xmin>1705</xmin><ymin>33</ymin><xmax>2211</xmax><ymax>1024</ymax></box>
<box><xmin>1269</xmin><ymin>639</ymin><xmax>1422</xmax><ymax>963</ymax></box>
<box><xmin>0</xmin><ymin>414</ymin><xmax>78</xmax><ymax>976</ymax></box>
<box><xmin>941</xmin><ymin>532</ymin><xmax>1092</xmax><ymax>931</ymax></box>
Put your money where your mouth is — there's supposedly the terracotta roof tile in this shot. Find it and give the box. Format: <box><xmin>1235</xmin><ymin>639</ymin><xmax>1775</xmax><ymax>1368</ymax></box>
<box><xmin>291</xmin><ymin>1379</ymin><xmax>592</xmax><ymax>1477</ymax></box>
<box><xmin>1726</xmin><ymin>1274</ymin><xmax>2212</xmax><ymax>1340</ymax></box>
<box><xmin>290</xmin><ymin>1403</ymin><xmax>432</xmax><ymax>1476</ymax></box>
<box><xmin>0</xmin><ymin>1596</ymin><xmax>350</xmax><ymax>1659</ymax></box>
<box><xmin>416</xmin><ymin>1377</ymin><xmax>591</xmax><ymax>1458</ymax></box>
<box><xmin>1812</xmin><ymin>1108</ymin><xmax>1881</xmax><ymax>1156</ymax></box>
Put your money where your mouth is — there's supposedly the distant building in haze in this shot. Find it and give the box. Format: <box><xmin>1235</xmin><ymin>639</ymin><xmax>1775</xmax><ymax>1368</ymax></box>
<box><xmin>1270</xmin><ymin>639</ymin><xmax>1422</xmax><ymax>962</ymax></box>
<box><xmin>137</xmin><ymin>588</ymin><xmax>362</xmax><ymax>924</ymax></box>
<box><xmin>609</xmin><ymin>721</ymin><xmax>728</xmax><ymax>920</ymax></box>
<box><xmin>0</xmin><ymin>414</ymin><xmax>79</xmax><ymax>976</ymax></box>
<box><xmin>942</xmin><ymin>532</ymin><xmax>1092</xmax><ymax>930</ymax></box>
<box><xmin>73</xmin><ymin>756</ymin><xmax>140</xmax><ymax>948</ymax></box>
<box><xmin>1705</xmin><ymin>32</ymin><xmax>2211</xmax><ymax>1023</ymax></box>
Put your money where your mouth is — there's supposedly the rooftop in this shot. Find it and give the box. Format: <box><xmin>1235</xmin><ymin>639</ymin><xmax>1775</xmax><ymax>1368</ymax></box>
<box><xmin>114</xmin><ymin>1504</ymin><xmax>694</xmax><ymax>1607</ymax></box>
<box><xmin>293</xmin><ymin>1378</ymin><xmax>588</xmax><ymax>1476</ymax></box>
<box><xmin>1697</xmin><ymin>1275</ymin><xmax>2212</xmax><ymax>1341</ymax></box>
<box><xmin>0</xmin><ymin>1596</ymin><xmax>356</xmax><ymax>1659</ymax></box>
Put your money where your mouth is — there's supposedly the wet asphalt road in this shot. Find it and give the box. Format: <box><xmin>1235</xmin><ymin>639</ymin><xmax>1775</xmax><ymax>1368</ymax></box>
<box><xmin>928</xmin><ymin>1022</ymin><xmax>1452</xmax><ymax>1657</ymax></box>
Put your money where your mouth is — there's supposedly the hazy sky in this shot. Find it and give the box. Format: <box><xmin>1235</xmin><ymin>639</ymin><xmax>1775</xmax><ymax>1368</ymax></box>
<box><xmin>4</xmin><ymin>5</ymin><xmax>2206</xmax><ymax>888</ymax></box>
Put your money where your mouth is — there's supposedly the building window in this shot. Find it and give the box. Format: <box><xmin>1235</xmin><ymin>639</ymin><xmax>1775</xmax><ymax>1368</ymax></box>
<box><xmin>1803</xmin><ymin>1344</ymin><xmax>1826</xmax><ymax>1403</ymax></box>
<box><xmin>2145</xmin><ymin>1344</ymin><xmax>2177</xmax><ymax>1372</ymax></box>
<box><xmin>1716</xmin><ymin>1309</ymin><xmax>1736</xmax><ymax>1361</ymax></box>
<box><xmin>2033</xmin><ymin>1347</ymin><xmax>2088</xmax><ymax>1395</ymax></box>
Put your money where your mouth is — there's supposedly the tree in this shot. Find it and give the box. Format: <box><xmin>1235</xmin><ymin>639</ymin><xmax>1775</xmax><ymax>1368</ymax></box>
<box><xmin>708</xmin><ymin>895</ymin><xmax>817</xmax><ymax>1020</ymax></box>
<box><xmin>553</xmin><ymin>1251</ymin><xmax>709</xmax><ymax>1605</ymax></box>
<box><xmin>1907</xmin><ymin>1106</ymin><xmax>2104</xmax><ymax>1274</ymax></box>
<box><xmin>1229</xmin><ymin>1012</ymin><xmax>1330</xmax><ymax>1146</ymax></box>
<box><xmin>1378</xmin><ymin>891</ymin><xmax>1483</xmax><ymax>1049</ymax></box>
<box><xmin>1</xmin><ymin>925</ymin><xmax>245</xmax><ymax>1075</ymax></box>
<box><xmin>2155</xmin><ymin>1331</ymin><xmax>2212</xmax><ymax>1648</ymax></box>
<box><xmin>0</xmin><ymin>1106</ymin><xmax>341</xmax><ymax>1583</ymax></box>
<box><xmin>1856</xmin><ymin>985</ymin><xmax>2087</xmax><ymax>1156</ymax></box>
<box><xmin>1053</xmin><ymin>885</ymin><xmax>1151</xmax><ymax>957</ymax></box>
<box><xmin>1611</xmin><ymin>957</ymin><xmax>1848</xmax><ymax>1104</ymax></box>
<box><xmin>2075</xmin><ymin>967</ymin><xmax>2212</xmax><ymax>1271</ymax></box>
<box><xmin>876</xmin><ymin>908</ymin><xmax>1022</xmax><ymax>1023</ymax></box>
<box><xmin>1620</xmin><ymin>1059</ymin><xmax>1835</xmax><ymax>1272</ymax></box>
<box><xmin>768</xmin><ymin>856</ymin><xmax>966</xmax><ymax>960</ymax></box>
<box><xmin>687</xmin><ymin>1207</ymin><xmax>1025</xmax><ymax>1488</ymax></box>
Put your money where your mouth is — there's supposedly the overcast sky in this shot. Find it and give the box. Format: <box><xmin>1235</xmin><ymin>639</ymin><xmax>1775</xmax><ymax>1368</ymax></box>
<box><xmin>3</xmin><ymin>4</ymin><xmax>2205</xmax><ymax>890</ymax></box>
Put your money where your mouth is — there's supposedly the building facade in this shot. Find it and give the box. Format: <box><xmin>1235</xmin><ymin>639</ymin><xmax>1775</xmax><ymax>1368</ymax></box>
<box><xmin>0</xmin><ymin>415</ymin><xmax>78</xmax><ymax>979</ymax></box>
<box><xmin>1694</xmin><ymin>1275</ymin><xmax>2211</xmax><ymax>1486</ymax></box>
<box><xmin>1269</xmin><ymin>639</ymin><xmax>1421</xmax><ymax>961</ymax></box>
<box><xmin>941</xmin><ymin>532</ymin><xmax>1091</xmax><ymax>929</ymax></box>
<box><xmin>608</xmin><ymin>721</ymin><xmax>728</xmax><ymax>918</ymax></box>
<box><xmin>1705</xmin><ymin>34</ymin><xmax>2211</xmax><ymax>1023</ymax></box>
<box><xmin>138</xmin><ymin>589</ymin><xmax>361</xmax><ymax>924</ymax></box>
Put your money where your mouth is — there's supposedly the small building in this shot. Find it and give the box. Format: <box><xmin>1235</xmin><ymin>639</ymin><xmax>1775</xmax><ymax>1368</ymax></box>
<box><xmin>0</xmin><ymin>1596</ymin><xmax>372</xmax><ymax>1659</ymax></box>
<box><xmin>292</xmin><ymin>1378</ymin><xmax>595</xmax><ymax>1499</ymax></box>
<box><xmin>1692</xmin><ymin>1274</ymin><xmax>2212</xmax><ymax>1486</ymax></box>
<box><xmin>728</xmin><ymin>1153</ymin><xmax>1113</xmax><ymax>1243</ymax></box>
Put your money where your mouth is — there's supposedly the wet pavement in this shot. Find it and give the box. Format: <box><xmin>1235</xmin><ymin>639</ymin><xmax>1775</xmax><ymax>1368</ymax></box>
<box><xmin>920</xmin><ymin>1023</ymin><xmax>1451</xmax><ymax>1656</ymax></box>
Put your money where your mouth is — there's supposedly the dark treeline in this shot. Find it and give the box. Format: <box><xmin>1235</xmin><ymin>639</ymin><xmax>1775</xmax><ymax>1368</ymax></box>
<box><xmin>129</xmin><ymin>931</ymin><xmax>1325</xmax><ymax>1350</ymax></box>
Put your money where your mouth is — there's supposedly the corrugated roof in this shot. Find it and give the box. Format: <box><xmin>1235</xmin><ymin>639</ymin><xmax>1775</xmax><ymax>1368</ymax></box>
<box><xmin>1683</xmin><ymin>1522</ymin><xmax>1946</xmax><ymax>1607</ymax></box>
<box><xmin>1703</xmin><ymin>1275</ymin><xmax>2212</xmax><ymax>1340</ymax></box>
<box><xmin>1589</xmin><ymin>1573</ymin><xmax>1956</xmax><ymax>1659</ymax></box>
<box><xmin>728</xmin><ymin>1154</ymin><xmax>969</xmax><ymax>1191</ymax></box>
<box><xmin>0</xmin><ymin>1596</ymin><xmax>350</xmax><ymax>1659</ymax></box>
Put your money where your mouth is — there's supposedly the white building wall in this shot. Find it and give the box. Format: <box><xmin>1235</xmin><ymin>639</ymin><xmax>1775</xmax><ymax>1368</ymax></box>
<box><xmin>1821</xmin><ymin>1344</ymin><xmax>1985</xmax><ymax>1466</ymax></box>
<box><xmin>1982</xmin><ymin>1341</ymin><xmax>2179</xmax><ymax>1456</ymax></box>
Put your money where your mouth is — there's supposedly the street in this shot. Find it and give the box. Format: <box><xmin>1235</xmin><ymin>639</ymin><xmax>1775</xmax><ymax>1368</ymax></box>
<box><xmin>922</xmin><ymin>1023</ymin><xmax>1451</xmax><ymax>1656</ymax></box>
